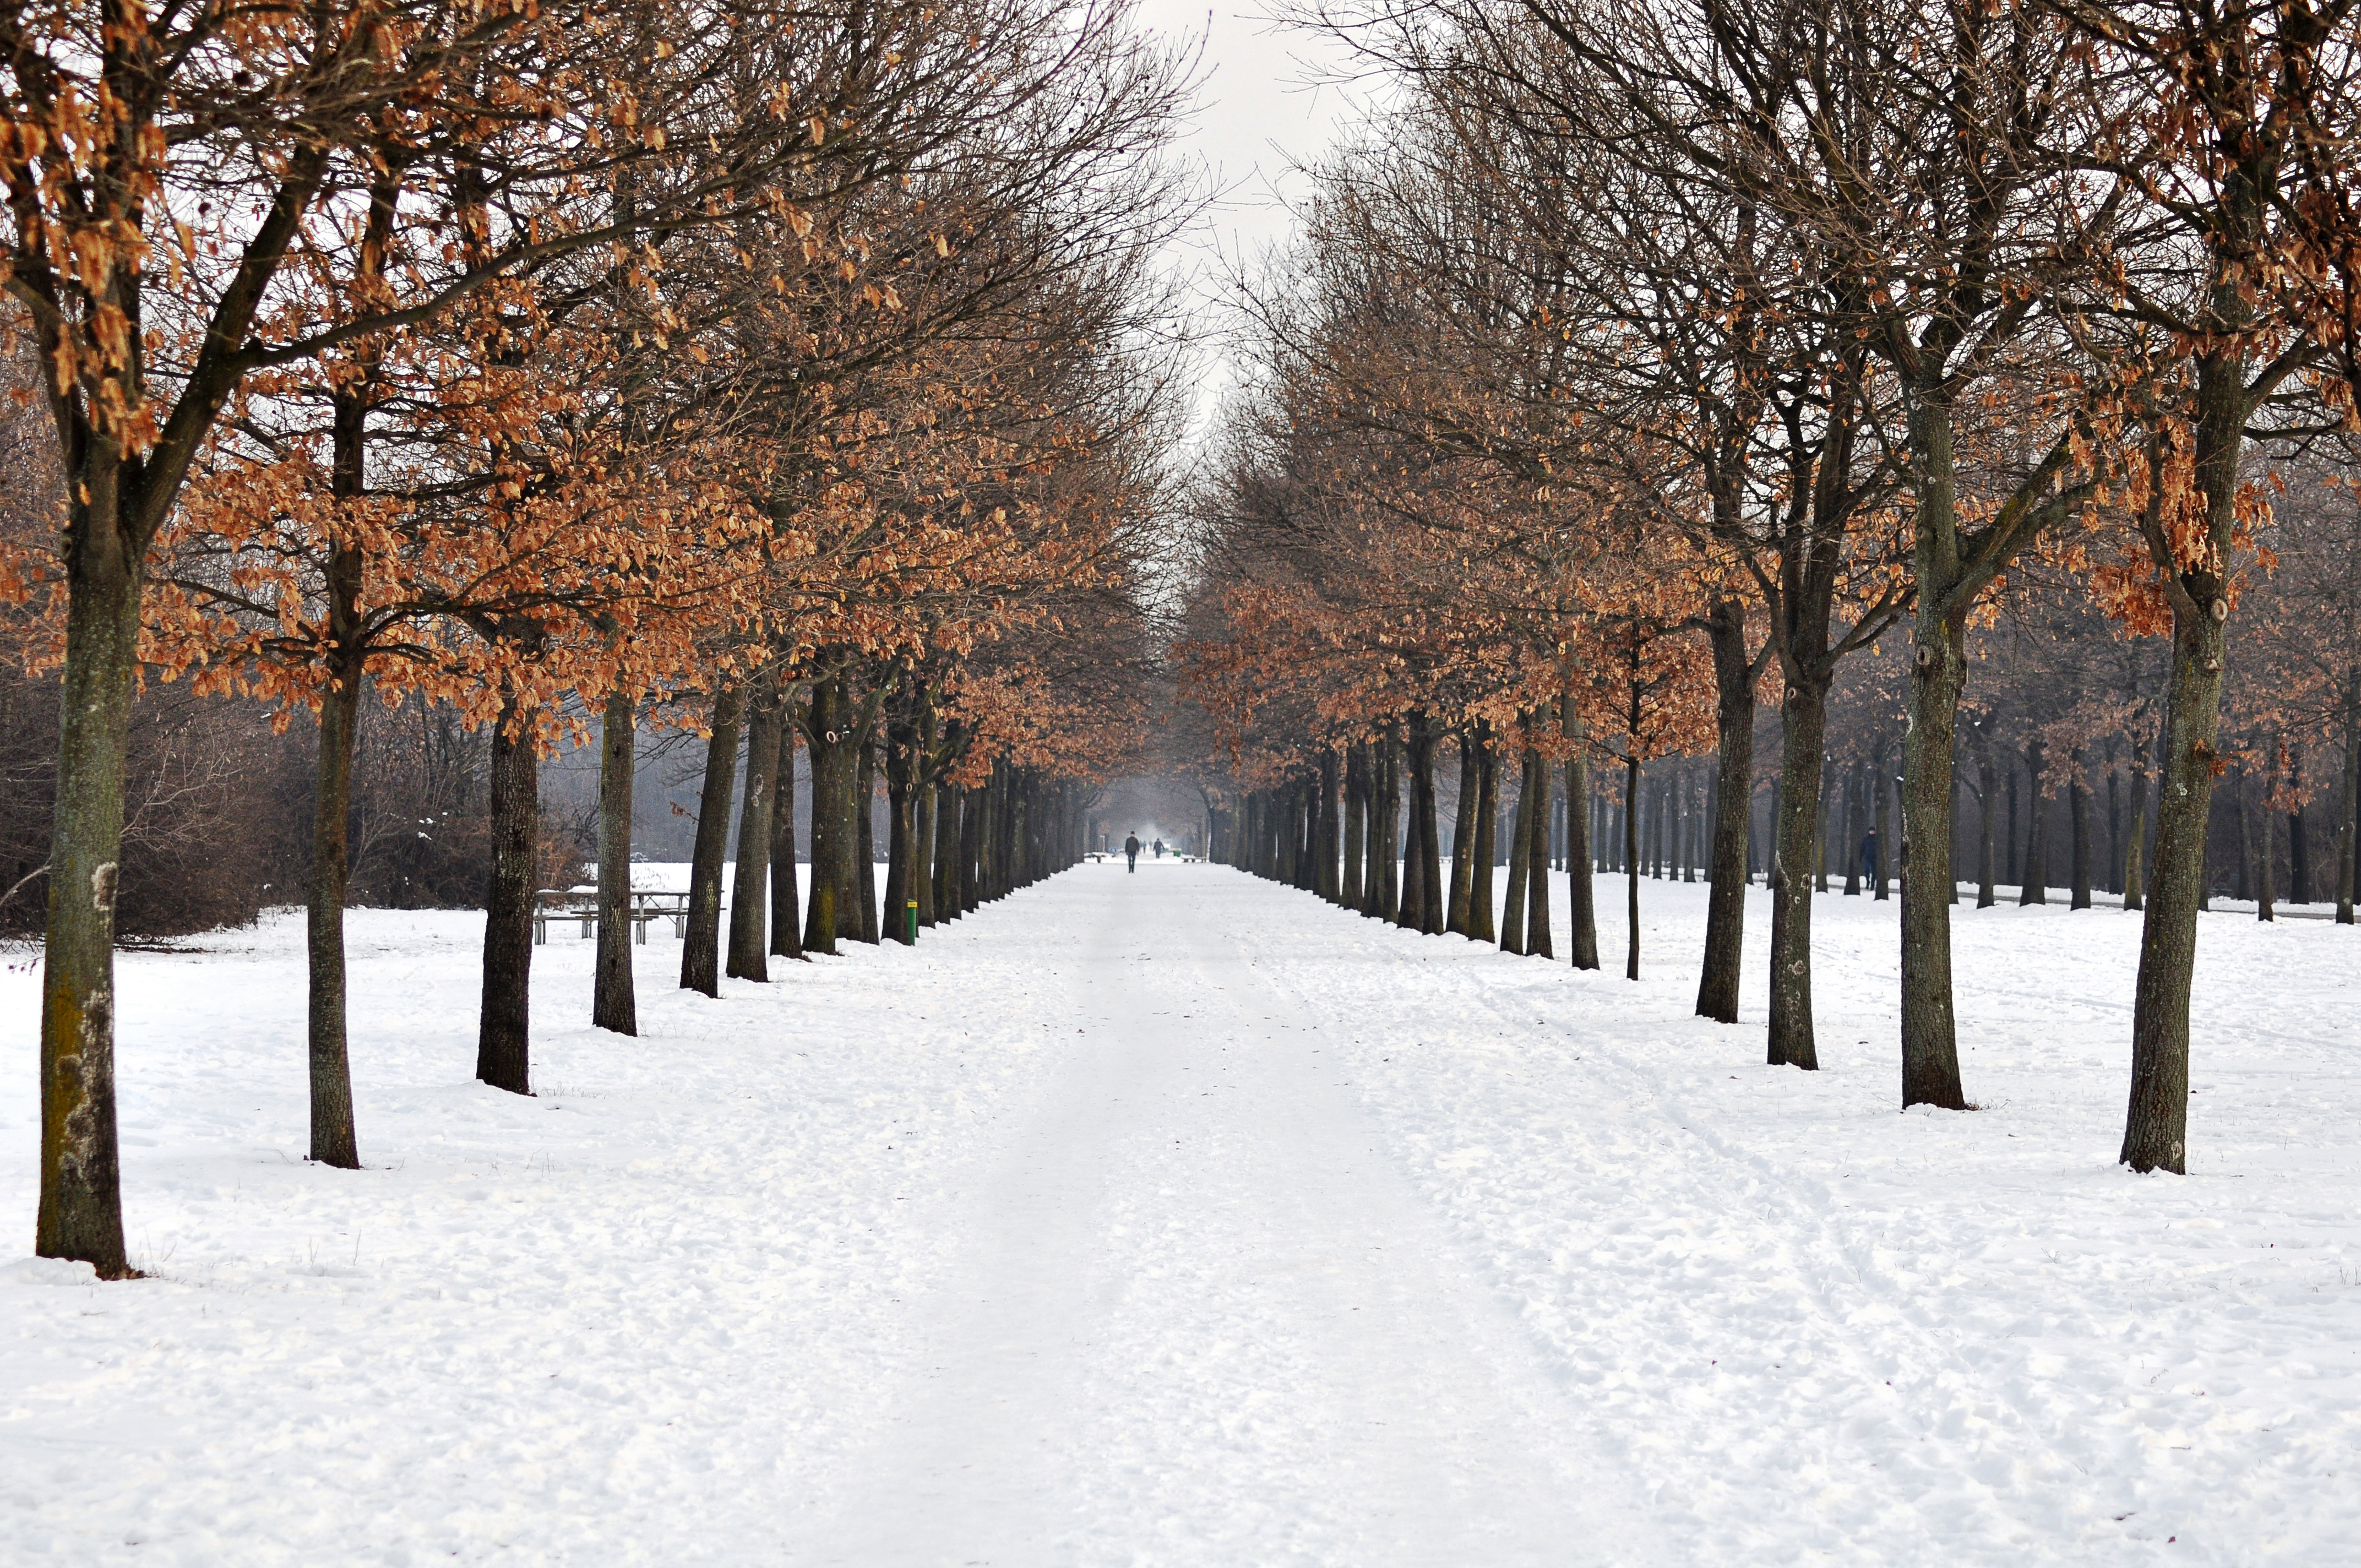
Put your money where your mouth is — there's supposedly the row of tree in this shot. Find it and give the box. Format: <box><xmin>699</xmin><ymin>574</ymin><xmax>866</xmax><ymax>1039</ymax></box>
<box><xmin>3</xmin><ymin>0</ymin><xmax>1188</xmax><ymax>1275</ymax></box>
<box><xmin>1175</xmin><ymin>0</ymin><xmax>2361</xmax><ymax>1175</ymax></box>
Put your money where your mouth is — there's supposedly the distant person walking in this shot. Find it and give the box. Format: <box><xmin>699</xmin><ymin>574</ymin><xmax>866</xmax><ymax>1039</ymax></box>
<box><xmin>1125</xmin><ymin>833</ymin><xmax>1141</xmax><ymax>873</ymax></box>
<box><xmin>1153</xmin><ymin>838</ymin><xmax>1166</xmax><ymax>859</ymax></box>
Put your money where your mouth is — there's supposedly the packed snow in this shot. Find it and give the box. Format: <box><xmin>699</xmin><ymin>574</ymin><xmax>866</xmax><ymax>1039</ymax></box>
<box><xmin>3</xmin><ymin>859</ymin><xmax>2357</xmax><ymax>1564</ymax></box>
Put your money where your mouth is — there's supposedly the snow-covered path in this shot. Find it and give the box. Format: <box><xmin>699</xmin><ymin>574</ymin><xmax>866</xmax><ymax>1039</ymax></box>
<box><xmin>807</xmin><ymin>867</ymin><xmax>1639</xmax><ymax>1565</ymax></box>
<box><xmin>5</xmin><ymin>857</ymin><xmax>2360</xmax><ymax>1565</ymax></box>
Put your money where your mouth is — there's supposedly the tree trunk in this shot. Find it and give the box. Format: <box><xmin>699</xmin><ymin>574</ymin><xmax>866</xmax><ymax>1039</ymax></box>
<box><xmin>884</xmin><ymin>717</ymin><xmax>918</xmax><ymax>945</ymax></box>
<box><xmin>1836</xmin><ymin>763</ymin><xmax>1857</xmax><ymax>895</ymax></box>
<box><xmin>955</xmin><ymin>783</ymin><xmax>979</xmax><ymax>914</ymax></box>
<box><xmin>2287</xmin><ymin>744</ymin><xmax>2309</xmax><ymax>906</ymax></box>
<box><xmin>2107</xmin><ymin>758</ymin><xmax>2123</xmax><ymax>896</ymax></box>
<box><xmin>1651</xmin><ymin>775</ymin><xmax>1666</xmax><ymax>878</ymax></box>
<box><xmin>986</xmin><ymin>764</ymin><xmax>1009</xmax><ymax>901</ymax></box>
<box><xmin>594</xmin><ymin>690</ymin><xmax>639</xmax><ymax>1033</ymax></box>
<box><xmin>477</xmin><ymin>691</ymin><xmax>539</xmax><ymax>1095</ymax></box>
<box><xmin>2124</xmin><ymin>733</ymin><xmax>2149</xmax><ymax>913</ymax></box>
<box><xmin>35</xmin><ymin>478</ymin><xmax>140</xmax><ymax>1275</ymax></box>
<box><xmin>681</xmin><ymin>687</ymin><xmax>744</xmax><ymax>994</ymax></box>
<box><xmin>2006</xmin><ymin>764</ymin><xmax>2020</xmax><ymax>888</ymax></box>
<box><xmin>2122</xmin><ymin>546</ymin><xmax>2235</xmax><ymax>1175</ymax></box>
<box><xmin>1277</xmin><ymin>784</ymin><xmax>1301</xmax><ymax>888</ymax></box>
<box><xmin>958</xmin><ymin>781</ymin><xmax>981</xmax><ymax>914</ymax></box>
<box><xmin>2019</xmin><ymin>739</ymin><xmax>2048</xmax><ymax>905</ymax></box>
<box><xmin>856</xmin><ymin>738</ymin><xmax>879</xmax><ymax>942</ymax></box>
<box><xmin>1316</xmin><ymin>747</ymin><xmax>1342</xmax><ymax>903</ymax></box>
<box><xmin>306</xmin><ymin>654</ymin><xmax>365</xmax><ymax>1165</ymax></box>
<box><xmin>770</xmin><ymin>719</ymin><xmax>804</xmax><ymax>958</ymax></box>
<box><xmin>2256</xmin><ymin>773</ymin><xmax>2276</xmax><ymax>923</ymax></box>
<box><xmin>1947</xmin><ymin>775</ymin><xmax>1963</xmax><ymax>905</ymax></box>
<box><xmin>1696</xmin><ymin>601</ymin><xmax>1753</xmax><ymax>1019</ymax></box>
<box><xmin>1342</xmin><ymin>743</ymin><xmax>1367</xmax><ymax>911</ymax></box>
<box><xmin>1624</xmin><ymin>752</ymin><xmax>1642</xmax><ymax>981</ymax></box>
<box><xmin>932</xmin><ymin>752</ymin><xmax>962</xmax><ymax>924</ymax></box>
<box><xmin>1298</xmin><ymin>782</ymin><xmax>1315</xmax><ymax>890</ymax></box>
<box><xmin>726</xmin><ymin>675</ymin><xmax>781</xmax><ymax>981</ymax></box>
<box><xmin>1404</xmin><ymin>722</ymin><xmax>1441</xmax><ymax>932</ymax></box>
<box><xmin>1977</xmin><ymin>750</ymin><xmax>1999</xmax><ymax>909</ymax></box>
<box><xmin>2338</xmin><ymin>720</ymin><xmax>2358</xmax><ymax>925</ymax></box>
<box><xmin>1565</xmin><ymin>744</ymin><xmax>1600</xmax><ymax>970</ymax></box>
<box><xmin>1500</xmin><ymin>739</ymin><xmax>1530</xmax><ymax>956</ymax></box>
<box><xmin>2234</xmin><ymin>771</ymin><xmax>2254</xmax><ymax>903</ymax></box>
<box><xmin>1446</xmin><ymin>735</ymin><xmax>1478</xmax><ymax>935</ymax></box>
<box><xmin>915</xmin><ymin>709</ymin><xmax>938</xmax><ymax>929</ymax></box>
<box><xmin>2069</xmin><ymin>747</ymin><xmax>2092</xmax><ymax>910</ymax></box>
<box><xmin>1524</xmin><ymin>748</ymin><xmax>1555</xmax><ymax>959</ymax></box>
<box><xmin>2349</xmin><ymin>724</ymin><xmax>2361</xmax><ymax>922</ymax></box>
<box><xmin>1470</xmin><ymin>734</ymin><xmax>1498</xmax><ymax>941</ymax></box>
<box><xmin>1812</xmin><ymin>763</ymin><xmax>1830</xmax><ymax>892</ymax></box>
<box><xmin>1873</xmin><ymin>740</ymin><xmax>1892</xmax><ymax>901</ymax></box>
<box><xmin>802</xmin><ymin>683</ymin><xmax>843</xmax><ymax>954</ymax></box>
<box><xmin>1374</xmin><ymin>737</ymin><xmax>1402</xmax><ymax>921</ymax></box>
<box><xmin>1768</xmin><ymin>679</ymin><xmax>1830</xmax><ymax>1071</ymax></box>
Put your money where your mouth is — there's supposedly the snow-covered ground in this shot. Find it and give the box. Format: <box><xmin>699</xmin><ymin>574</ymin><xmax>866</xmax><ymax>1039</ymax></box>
<box><xmin>3</xmin><ymin>861</ymin><xmax>2357</xmax><ymax>1565</ymax></box>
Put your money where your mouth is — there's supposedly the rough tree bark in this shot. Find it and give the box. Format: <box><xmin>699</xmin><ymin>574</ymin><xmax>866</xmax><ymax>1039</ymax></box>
<box><xmin>1696</xmin><ymin>600</ymin><xmax>1754</xmax><ymax>1019</ymax></box>
<box><xmin>1873</xmin><ymin>739</ymin><xmax>1892</xmax><ymax>902</ymax></box>
<box><xmin>1499</xmin><ymin>737</ymin><xmax>1530</xmax><ymax>956</ymax></box>
<box><xmin>770</xmin><ymin>716</ymin><xmax>804</xmax><ymax>960</ymax></box>
<box><xmin>1342</xmin><ymin>743</ymin><xmax>1368</xmax><ymax>911</ymax></box>
<box><xmin>1767</xmin><ymin>678</ymin><xmax>1830</xmax><ymax>1070</ymax></box>
<box><xmin>594</xmin><ymin>690</ymin><xmax>639</xmax><ymax>1033</ymax></box>
<box><xmin>304</xmin><ymin>651</ymin><xmax>365</xmax><ymax>1165</ymax></box>
<box><xmin>1624</xmin><ymin>752</ymin><xmax>1642</xmax><ymax>981</ymax></box>
<box><xmin>802</xmin><ymin>681</ymin><xmax>844</xmax><ymax>955</ymax></box>
<box><xmin>477</xmin><ymin>686</ymin><xmax>540</xmax><ymax>1095</ymax></box>
<box><xmin>1976</xmin><ymin>745</ymin><xmax>1999</xmax><ymax>910</ymax></box>
<box><xmin>1446</xmin><ymin>734</ymin><xmax>1478</xmax><ymax>935</ymax></box>
<box><xmin>1524</xmin><ymin>748</ymin><xmax>1555</xmax><ymax>959</ymax></box>
<box><xmin>681</xmin><ymin>687</ymin><xmax>746</xmax><ymax>994</ymax></box>
<box><xmin>916</xmin><ymin>703</ymin><xmax>940</xmax><ymax>929</ymax></box>
<box><xmin>1316</xmin><ymin>747</ymin><xmax>1342</xmax><ymax>903</ymax></box>
<box><xmin>2337</xmin><ymin>720</ymin><xmax>2358</xmax><ymax>925</ymax></box>
<box><xmin>1564</xmin><ymin>717</ymin><xmax>1600</xmax><ymax>970</ymax></box>
<box><xmin>1470</xmin><ymin>734</ymin><xmax>1499</xmax><ymax>942</ymax></box>
<box><xmin>855</xmin><ymin>736</ymin><xmax>879</xmax><ymax>943</ymax></box>
<box><xmin>1374</xmin><ymin>736</ymin><xmax>1402</xmax><ymax>921</ymax></box>
<box><xmin>2070</xmin><ymin>746</ymin><xmax>2093</xmax><ymax>910</ymax></box>
<box><xmin>2123</xmin><ymin>332</ymin><xmax>2254</xmax><ymax>1172</ymax></box>
<box><xmin>35</xmin><ymin>445</ymin><xmax>143</xmax><ymax>1273</ymax></box>
<box><xmin>2020</xmin><ymin>738</ymin><xmax>2048</xmax><ymax>906</ymax></box>
<box><xmin>883</xmin><ymin>715</ymin><xmax>919</xmax><ymax>945</ymax></box>
<box><xmin>727</xmin><ymin>674</ymin><xmax>782</xmax><ymax>982</ymax></box>
<box><xmin>1406</xmin><ymin>720</ymin><xmax>1444</xmax><ymax>933</ymax></box>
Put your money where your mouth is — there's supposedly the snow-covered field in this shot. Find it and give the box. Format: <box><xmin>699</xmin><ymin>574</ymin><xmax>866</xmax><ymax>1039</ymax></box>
<box><xmin>3</xmin><ymin>861</ymin><xmax>2357</xmax><ymax>1565</ymax></box>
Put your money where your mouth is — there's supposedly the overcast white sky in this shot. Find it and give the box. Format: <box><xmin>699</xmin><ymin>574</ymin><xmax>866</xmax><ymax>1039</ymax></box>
<box><xmin>1125</xmin><ymin>0</ymin><xmax>1369</xmax><ymax>438</ymax></box>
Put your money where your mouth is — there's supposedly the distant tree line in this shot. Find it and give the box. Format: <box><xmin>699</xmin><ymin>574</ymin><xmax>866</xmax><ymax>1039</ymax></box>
<box><xmin>4</xmin><ymin>0</ymin><xmax>1189</xmax><ymax>1275</ymax></box>
<box><xmin>1177</xmin><ymin>0</ymin><xmax>2361</xmax><ymax>1177</ymax></box>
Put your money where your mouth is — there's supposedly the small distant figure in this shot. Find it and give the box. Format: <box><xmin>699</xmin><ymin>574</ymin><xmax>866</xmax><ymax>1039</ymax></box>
<box><xmin>1152</xmin><ymin>838</ymin><xmax>1166</xmax><ymax>859</ymax></box>
<box><xmin>1859</xmin><ymin>830</ymin><xmax>1879</xmax><ymax>886</ymax></box>
<box><xmin>1125</xmin><ymin>832</ymin><xmax>1141</xmax><ymax>873</ymax></box>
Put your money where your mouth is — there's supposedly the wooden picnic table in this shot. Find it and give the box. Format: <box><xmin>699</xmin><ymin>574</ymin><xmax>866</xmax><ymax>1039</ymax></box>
<box><xmin>534</xmin><ymin>887</ymin><xmax>698</xmax><ymax>944</ymax></box>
